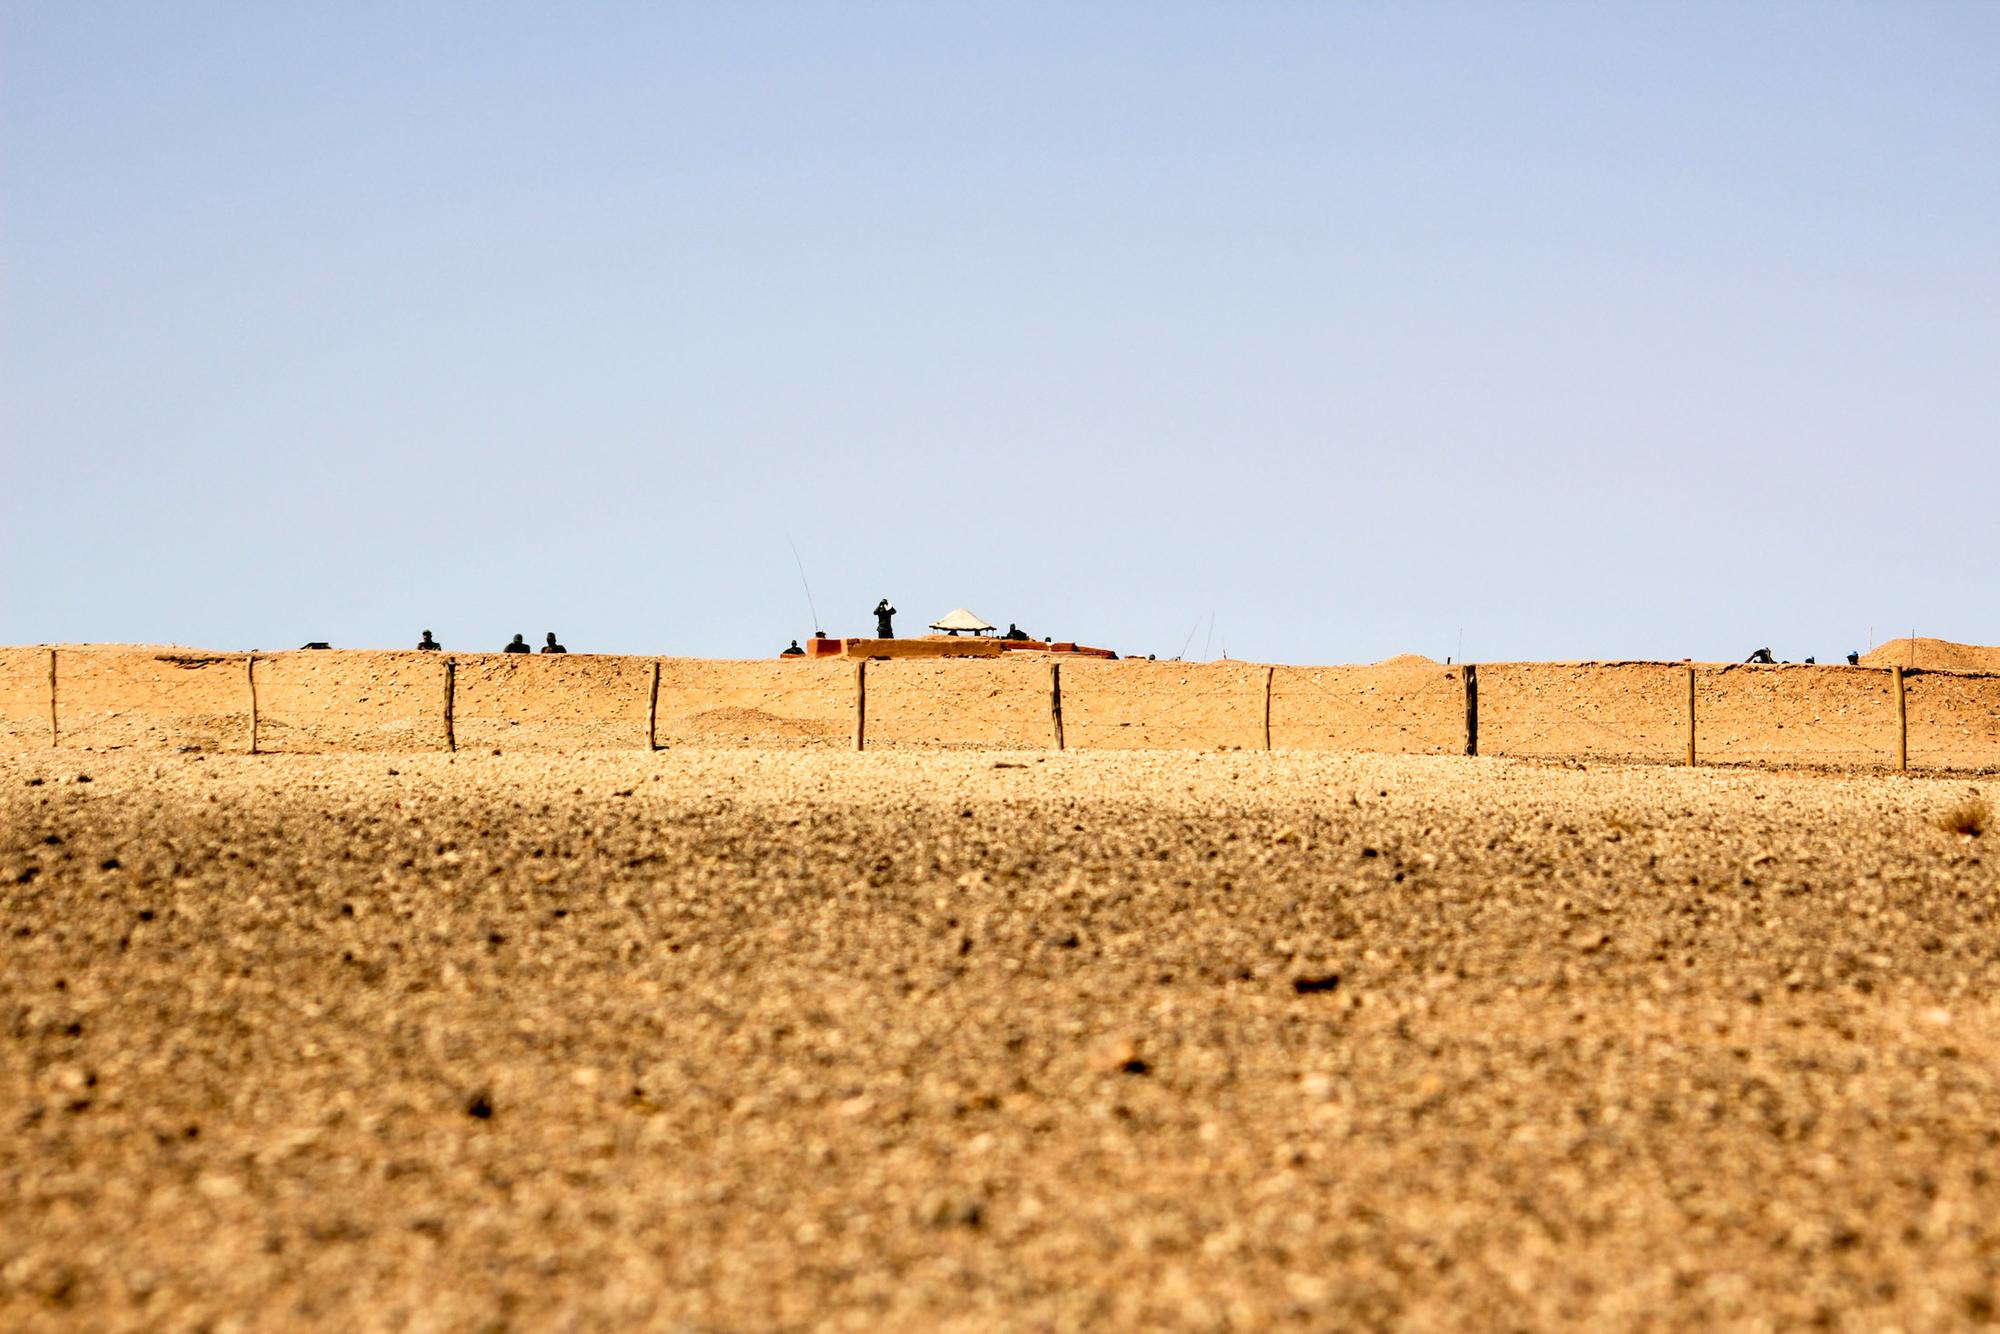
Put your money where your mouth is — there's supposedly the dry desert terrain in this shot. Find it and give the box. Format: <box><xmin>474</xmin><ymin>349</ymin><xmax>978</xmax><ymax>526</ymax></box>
<box><xmin>3</xmin><ymin>746</ymin><xmax>1997</xmax><ymax>1330</ymax></box>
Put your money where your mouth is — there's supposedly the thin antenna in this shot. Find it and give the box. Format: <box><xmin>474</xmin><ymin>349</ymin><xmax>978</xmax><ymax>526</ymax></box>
<box><xmin>1456</xmin><ymin>627</ymin><xmax>1464</xmax><ymax>664</ymax></box>
<box><xmin>1201</xmin><ymin>611</ymin><xmax>1216</xmax><ymax>661</ymax></box>
<box><xmin>1176</xmin><ymin>621</ymin><xmax>1200</xmax><ymax>661</ymax></box>
<box><xmin>785</xmin><ymin>533</ymin><xmax>822</xmax><ymax>633</ymax></box>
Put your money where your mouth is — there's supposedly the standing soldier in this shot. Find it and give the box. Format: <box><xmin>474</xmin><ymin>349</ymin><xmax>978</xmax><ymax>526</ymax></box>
<box><xmin>874</xmin><ymin>599</ymin><xmax>897</xmax><ymax>638</ymax></box>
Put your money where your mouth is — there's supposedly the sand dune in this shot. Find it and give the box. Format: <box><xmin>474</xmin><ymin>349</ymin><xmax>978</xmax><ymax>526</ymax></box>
<box><xmin>1861</xmin><ymin>637</ymin><xmax>2000</xmax><ymax>673</ymax></box>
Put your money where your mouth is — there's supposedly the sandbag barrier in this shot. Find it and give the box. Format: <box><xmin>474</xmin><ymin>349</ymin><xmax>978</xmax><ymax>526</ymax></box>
<box><xmin>4</xmin><ymin>648</ymin><xmax>1995</xmax><ymax>773</ymax></box>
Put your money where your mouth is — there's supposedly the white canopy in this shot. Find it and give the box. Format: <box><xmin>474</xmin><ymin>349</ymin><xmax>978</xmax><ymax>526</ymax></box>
<box><xmin>928</xmin><ymin>608</ymin><xmax>995</xmax><ymax>634</ymax></box>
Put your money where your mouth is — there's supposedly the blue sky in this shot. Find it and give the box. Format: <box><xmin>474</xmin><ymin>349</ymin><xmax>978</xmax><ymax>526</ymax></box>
<box><xmin>4</xmin><ymin>3</ymin><xmax>1995</xmax><ymax>662</ymax></box>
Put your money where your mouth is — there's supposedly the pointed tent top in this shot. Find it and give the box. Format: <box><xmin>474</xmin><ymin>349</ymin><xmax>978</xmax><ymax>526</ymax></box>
<box><xmin>929</xmin><ymin>608</ymin><xmax>995</xmax><ymax>634</ymax></box>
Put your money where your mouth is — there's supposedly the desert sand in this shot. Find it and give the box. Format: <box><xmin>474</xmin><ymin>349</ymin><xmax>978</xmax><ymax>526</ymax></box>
<box><xmin>3</xmin><ymin>745</ymin><xmax>1996</xmax><ymax>1329</ymax></box>
<box><xmin>1862</xmin><ymin>638</ymin><xmax>2000</xmax><ymax>674</ymax></box>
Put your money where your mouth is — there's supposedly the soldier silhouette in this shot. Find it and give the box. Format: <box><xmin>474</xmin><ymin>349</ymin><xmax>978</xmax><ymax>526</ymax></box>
<box><xmin>874</xmin><ymin>599</ymin><xmax>897</xmax><ymax>638</ymax></box>
<box><xmin>503</xmin><ymin>634</ymin><xmax>530</xmax><ymax>654</ymax></box>
<box><xmin>417</xmin><ymin>630</ymin><xmax>440</xmax><ymax>651</ymax></box>
<box><xmin>542</xmin><ymin>633</ymin><xmax>567</xmax><ymax>654</ymax></box>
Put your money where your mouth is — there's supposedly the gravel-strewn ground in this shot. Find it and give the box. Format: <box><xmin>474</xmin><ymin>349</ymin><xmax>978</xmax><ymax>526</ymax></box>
<box><xmin>2</xmin><ymin>749</ymin><xmax>1996</xmax><ymax>1330</ymax></box>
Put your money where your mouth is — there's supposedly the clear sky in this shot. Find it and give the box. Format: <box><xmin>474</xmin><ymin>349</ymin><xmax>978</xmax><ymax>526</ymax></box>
<box><xmin>4</xmin><ymin>3</ymin><xmax>1995</xmax><ymax>663</ymax></box>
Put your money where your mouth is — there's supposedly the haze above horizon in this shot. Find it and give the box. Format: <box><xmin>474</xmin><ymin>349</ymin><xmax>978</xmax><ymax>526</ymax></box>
<box><xmin>4</xmin><ymin>3</ymin><xmax>1995</xmax><ymax>664</ymax></box>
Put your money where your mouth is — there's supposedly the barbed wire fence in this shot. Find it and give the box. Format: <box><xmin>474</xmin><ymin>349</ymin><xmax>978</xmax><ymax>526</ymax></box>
<box><xmin>13</xmin><ymin>649</ymin><xmax>1997</xmax><ymax>774</ymax></box>
<box><xmin>1691</xmin><ymin>664</ymin><xmax>1904</xmax><ymax>771</ymax></box>
<box><xmin>1478</xmin><ymin>668</ymin><xmax>1682</xmax><ymax>765</ymax></box>
<box><xmin>1273</xmin><ymin>665</ymin><xmax>1471</xmax><ymax>756</ymax></box>
<box><xmin>41</xmin><ymin>649</ymin><xmax>251</xmax><ymax>751</ymax></box>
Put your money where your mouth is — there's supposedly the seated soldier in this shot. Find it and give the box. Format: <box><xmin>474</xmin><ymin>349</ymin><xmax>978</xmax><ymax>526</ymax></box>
<box><xmin>1003</xmin><ymin>623</ymin><xmax>1032</xmax><ymax>641</ymax></box>
<box><xmin>542</xmin><ymin>632</ymin><xmax>567</xmax><ymax>654</ymax></box>
<box><xmin>1846</xmin><ymin>651</ymin><xmax>1860</xmax><ymax>665</ymax></box>
<box><xmin>417</xmin><ymin>630</ymin><xmax>441</xmax><ymax>651</ymax></box>
<box><xmin>1745</xmin><ymin>647</ymin><xmax>1776</xmax><ymax>664</ymax></box>
<box><xmin>781</xmin><ymin>640</ymin><xmax>805</xmax><ymax>656</ymax></box>
<box><xmin>503</xmin><ymin>634</ymin><xmax>530</xmax><ymax>654</ymax></box>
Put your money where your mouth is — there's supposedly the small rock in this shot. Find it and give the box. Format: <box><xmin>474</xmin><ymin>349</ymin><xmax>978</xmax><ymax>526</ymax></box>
<box><xmin>197</xmin><ymin>1173</ymin><xmax>243</xmax><ymax>1200</ymax></box>
<box><xmin>1095</xmin><ymin>1035</ymin><xmax>1151</xmax><ymax>1075</ymax></box>
<box><xmin>923</xmin><ymin>1193</ymin><xmax>986</xmax><ymax>1228</ymax></box>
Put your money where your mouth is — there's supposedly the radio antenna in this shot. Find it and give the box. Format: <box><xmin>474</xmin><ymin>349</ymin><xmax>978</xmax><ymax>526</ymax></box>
<box><xmin>785</xmin><ymin>533</ymin><xmax>822</xmax><ymax>633</ymax></box>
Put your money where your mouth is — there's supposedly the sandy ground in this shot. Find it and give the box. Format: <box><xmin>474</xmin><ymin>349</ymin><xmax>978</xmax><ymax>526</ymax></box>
<box><xmin>3</xmin><ymin>748</ymin><xmax>1998</xmax><ymax>1330</ymax></box>
<box><xmin>1863</xmin><ymin>638</ymin><xmax>2000</xmax><ymax>673</ymax></box>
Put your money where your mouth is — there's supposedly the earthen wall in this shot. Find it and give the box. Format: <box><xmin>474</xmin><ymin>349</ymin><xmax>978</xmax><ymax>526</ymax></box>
<box><xmin>53</xmin><ymin>648</ymin><xmax>252</xmax><ymax>752</ymax></box>
<box><xmin>868</xmin><ymin>658</ymin><xmax>1051</xmax><ymax>750</ymax></box>
<box><xmin>653</xmin><ymin>658</ymin><xmax>850</xmax><ymax>748</ymax></box>
<box><xmin>1905</xmin><ymin>670</ymin><xmax>2000</xmax><ymax>772</ymax></box>
<box><xmin>0</xmin><ymin>648</ymin><xmax>52</xmax><ymax>748</ymax></box>
<box><xmin>452</xmin><ymin>654</ymin><xmax>655</xmax><ymax>751</ymax></box>
<box><xmin>1059</xmin><ymin>660</ymin><xmax>1267</xmax><ymax>751</ymax></box>
<box><xmin>254</xmin><ymin>652</ymin><xmax>445</xmax><ymax>753</ymax></box>
<box><xmin>1270</xmin><ymin>664</ymin><xmax>1463</xmax><ymax>754</ymax></box>
<box><xmin>1481</xmin><ymin>663</ymin><xmax>1686</xmax><ymax>764</ymax></box>
<box><xmin>3</xmin><ymin>648</ymin><xmax>1994</xmax><ymax>772</ymax></box>
<box><xmin>1691</xmin><ymin>664</ymin><xmax>1896</xmax><ymax>768</ymax></box>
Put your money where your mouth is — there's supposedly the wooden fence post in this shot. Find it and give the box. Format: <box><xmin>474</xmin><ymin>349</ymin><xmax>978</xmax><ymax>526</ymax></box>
<box><xmin>1262</xmin><ymin>666</ymin><xmax>1274</xmax><ymax>751</ymax></box>
<box><xmin>443</xmin><ymin>658</ymin><xmax>457</xmax><ymax>753</ymax></box>
<box><xmin>853</xmin><ymin>659</ymin><xmax>867</xmax><ymax>752</ymax></box>
<box><xmin>1050</xmin><ymin>661</ymin><xmax>1065</xmax><ymax>751</ymax></box>
<box><xmin>246</xmin><ymin>655</ymin><xmax>259</xmax><ymax>755</ymax></box>
<box><xmin>47</xmin><ymin>648</ymin><xmax>58</xmax><ymax>748</ymax></box>
<box><xmin>647</xmin><ymin>660</ymin><xmax>661</xmax><ymax>751</ymax></box>
<box><xmin>1892</xmin><ymin>665</ymin><xmax>1908</xmax><ymax>772</ymax></box>
<box><xmin>1462</xmin><ymin>664</ymin><xmax>1479</xmax><ymax>757</ymax></box>
<box><xmin>1686</xmin><ymin>664</ymin><xmax>1697</xmax><ymax>767</ymax></box>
